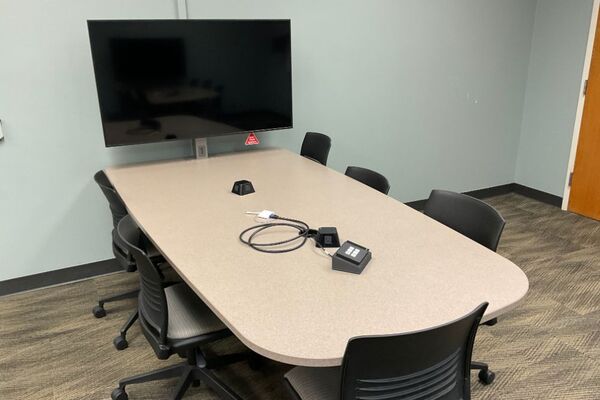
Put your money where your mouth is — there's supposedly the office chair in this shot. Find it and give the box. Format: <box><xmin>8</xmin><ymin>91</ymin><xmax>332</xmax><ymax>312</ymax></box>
<box><xmin>111</xmin><ymin>215</ymin><xmax>247</xmax><ymax>400</ymax></box>
<box><xmin>423</xmin><ymin>189</ymin><xmax>505</xmax><ymax>327</ymax></box>
<box><xmin>93</xmin><ymin>170</ymin><xmax>165</xmax><ymax>351</ymax></box>
<box><xmin>300</xmin><ymin>132</ymin><xmax>332</xmax><ymax>165</ymax></box>
<box><xmin>423</xmin><ymin>190</ymin><xmax>506</xmax><ymax>253</ymax></box>
<box><xmin>344</xmin><ymin>166</ymin><xmax>390</xmax><ymax>195</ymax></box>
<box><xmin>285</xmin><ymin>303</ymin><xmax>492</xmax><ymax>400</ymax></box>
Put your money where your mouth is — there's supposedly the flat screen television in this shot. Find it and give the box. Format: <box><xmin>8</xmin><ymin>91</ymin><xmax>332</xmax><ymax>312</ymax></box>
<box><xmin>87</xmin><ymin>20</ymin><xmax>292</xmax><ymax>147</ymax></box>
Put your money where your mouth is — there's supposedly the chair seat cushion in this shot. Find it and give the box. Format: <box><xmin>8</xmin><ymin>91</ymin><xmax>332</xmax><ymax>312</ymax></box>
<box><xmin>165</xmin><ymin>283</ymin><xmax>227</xmax><ymax>340</ymax></box>
<box><xmin>284</xmin><ymin>366</ymin><xmax>340</xmax><ymax>400</ymax></box>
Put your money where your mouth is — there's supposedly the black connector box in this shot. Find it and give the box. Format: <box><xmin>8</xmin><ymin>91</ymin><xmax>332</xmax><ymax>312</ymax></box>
<box><xmin>316</xmin><ymin>227</ymin><xmax>340</xmax><ymax>248</ymax></box>
<box><xmin>332</xmin><ymin>241</ymin><xmax>371</xmax><ymax>274</ymax></box>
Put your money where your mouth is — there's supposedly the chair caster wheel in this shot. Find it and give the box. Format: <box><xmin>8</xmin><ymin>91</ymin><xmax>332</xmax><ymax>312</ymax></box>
<box><xmin>93</xmin><ymin>305</ymin><xmax>106</xmax><ymax>318</ymax></box>
<box><xmin>483</xmin><ymin>318</ymin><xmax>498</xmax><ymax>326</ymax></box>
<box><xmin>478</xmin><ymin>369</ymin><xmax>495</xmax><ymax>385</ymax></box>
<box><xmin>113</xmin><ymin>335</ymin><xmax>128</xmax><ymax>351</ymax></box>
<box><xmin>111</xmin><ymin>387</ymin><xmax>128</xmax><ymax>400</ymax></box>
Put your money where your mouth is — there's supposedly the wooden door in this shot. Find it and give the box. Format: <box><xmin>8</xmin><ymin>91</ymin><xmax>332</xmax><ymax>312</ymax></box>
<box><xmin>569</xmin><ymin>15</ymin><xmax>600</xmax><ymax>221</ymax></box>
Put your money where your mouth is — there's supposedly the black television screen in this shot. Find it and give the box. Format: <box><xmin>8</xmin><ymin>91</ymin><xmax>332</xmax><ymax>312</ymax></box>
<box><xmin>87</xmin><ymin>20</ymin><xmax>293</xmax><ymax>147</ymax></box>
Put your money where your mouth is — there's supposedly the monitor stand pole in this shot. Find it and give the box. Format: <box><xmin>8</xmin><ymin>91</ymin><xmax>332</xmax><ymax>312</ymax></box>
<box><xmin>193</xmin><ymin>137</ymin><xmax>208</xmax><ymax>159</ymax></box>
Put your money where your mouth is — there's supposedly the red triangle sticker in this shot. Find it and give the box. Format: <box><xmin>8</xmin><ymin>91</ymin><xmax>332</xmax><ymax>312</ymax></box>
<box><xmin>245</xmin><ymin>132</ymin><xmax>260</xmax><ymax>146</ymax></box>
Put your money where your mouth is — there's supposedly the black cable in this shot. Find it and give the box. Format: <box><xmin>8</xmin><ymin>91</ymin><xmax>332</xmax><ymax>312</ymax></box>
<box><xmin>312</xmin><ymin>238</ymin><xmax>334</xmax><ymax>258</ymax></box>
<box><xmin>239</xmin><ymin>216</ymin><xmax>312</xmax><ymax>254</ymax></box>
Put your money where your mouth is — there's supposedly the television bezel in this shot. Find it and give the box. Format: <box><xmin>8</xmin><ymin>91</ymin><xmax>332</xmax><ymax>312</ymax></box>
<box><xmin>87</xmin><ymin>19</ymin><xmax>293</xmax><ymax>148</ymax></box>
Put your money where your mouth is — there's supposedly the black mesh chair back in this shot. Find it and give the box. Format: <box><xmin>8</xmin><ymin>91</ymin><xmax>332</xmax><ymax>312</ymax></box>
<box><xmin>117</xmin><ymin>216</ymin><xmax>169</xmax><ymax>345</ymax></box>
<box><xmin>423</xmin><ymin>190</ymin><xmax>505</xmax><ymax>251</ymax></box>
<box><xmin>94</xmin><ymin>170</ymin><xmax>128</xmax><ymax>228</ymax></box>
<box><xmin>345</xmin><ymin>166</ymin><xmax>390</xmax><ymax>195</ymax></box>
<box><xmin>300</xmin><ymin>132</ymin><xmax>332</xmax><ymax>165</ymax></box>
<box><xmin>340</xmin><ymin>303</ymin><xmax>488</xmax><ymax>400</ymax></box>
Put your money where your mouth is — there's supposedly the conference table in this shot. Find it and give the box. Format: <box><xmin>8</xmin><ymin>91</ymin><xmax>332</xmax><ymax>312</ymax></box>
<box><xmin>105</xmin><ymin>148</ymin><xmax>529</xmax><ymax>369</ymax></box>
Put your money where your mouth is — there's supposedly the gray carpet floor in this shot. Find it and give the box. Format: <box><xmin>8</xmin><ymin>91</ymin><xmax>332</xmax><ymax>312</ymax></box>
<box><xmin>1</xmin><ymin>193</ymin><xmax>599</xmax><ymax>399</ymax></box>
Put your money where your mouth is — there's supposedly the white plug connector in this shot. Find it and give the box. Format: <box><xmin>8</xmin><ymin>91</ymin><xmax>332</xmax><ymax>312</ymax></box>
<box><xmin>258</xmin><ymin>210</ymin><xmax>276</xmax><ymax>219</ymax></box>
<box><xmin>245</xmin><ymin>210</ymin><xmax>276</xmax><ymax>219</ymax></box>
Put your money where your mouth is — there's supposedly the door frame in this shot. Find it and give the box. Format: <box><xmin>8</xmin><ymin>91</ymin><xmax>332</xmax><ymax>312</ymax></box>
<box><xmin>562</xmin><ymin>0</ymin><xmax>600</xmax><ymax>210</ymax></box>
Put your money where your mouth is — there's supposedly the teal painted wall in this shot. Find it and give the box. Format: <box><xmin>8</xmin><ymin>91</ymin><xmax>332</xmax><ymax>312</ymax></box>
<box><xmin>516</xmin><ymin>0</ymin><xmax>595</xmax><ymax>197</ymax></box>
<box><xmin>0</xmin><ymin>1</ymin><xmax>538</xmax><ymax>281</ymax></box>
<box><xmin>191</xmin><ymin>0</ymin><xmax>537</xmax><ymax>200</ymax></box>
<box><xmin>0</xmin><ymin>1</ymin><xmax>185</xmax><ymax>281</ymax></box>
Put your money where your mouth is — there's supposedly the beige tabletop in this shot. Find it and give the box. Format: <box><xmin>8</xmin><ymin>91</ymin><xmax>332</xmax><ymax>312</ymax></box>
<box><xmin>106</xmin><ymin>148</ymin><xmax>529</xmax><ymax>367</ymax></box>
